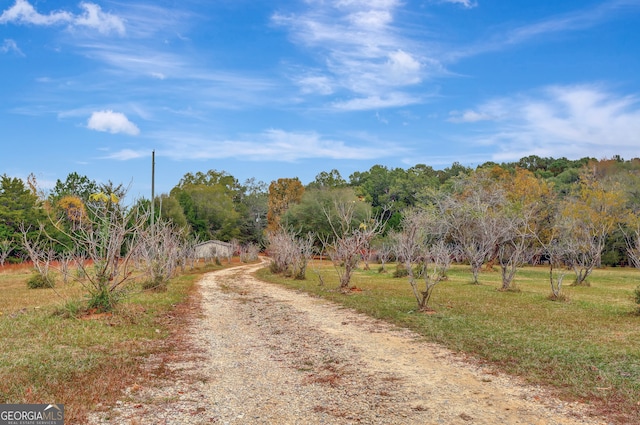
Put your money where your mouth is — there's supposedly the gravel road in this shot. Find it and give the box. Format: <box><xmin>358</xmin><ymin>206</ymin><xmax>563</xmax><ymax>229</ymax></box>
<box><xmin>88</xmin><ymin>259</ymin><xmax>610</xmax><ymax>425</ymax></box>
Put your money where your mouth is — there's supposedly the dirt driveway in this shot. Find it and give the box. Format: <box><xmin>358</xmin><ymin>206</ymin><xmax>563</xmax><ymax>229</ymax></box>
<box><xmin>89</xmin><ymin>259</ymin><xmax>609</xmax><ymax>424</ymax></box>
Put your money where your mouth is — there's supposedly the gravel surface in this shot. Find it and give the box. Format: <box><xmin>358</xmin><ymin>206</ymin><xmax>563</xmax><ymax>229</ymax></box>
<box><xmin>88</xmin><ymin>259</ymin><xmax>610</xmax><ymax>425</ymax></box>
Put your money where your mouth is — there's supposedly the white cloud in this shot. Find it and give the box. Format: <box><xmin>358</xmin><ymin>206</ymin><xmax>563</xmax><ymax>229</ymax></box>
<box><xmin>141</xmin><ymin>129</ymin><xmax>398</xmax><ymax>162</ymax></box>
<box><xmin>448</xmin><ymin>110</ymin><xmax>493</xmax><ymax>123</ymax></box>
<box><xmin>0</xmin><ymin>0</ymin><xmax>71</xmax><ymax>25</ymax></box>
<box><xmin>385</xmin><ymin>50</ymin><xmax>422</xmax><ymax>85</ymax></box>
<box><xmin>335</xmin><ymin>0</ymin><xmax>401</xmax><ymax>8</ymax></box>
<box><xmin>332</xmin><ymin>92</ymin><xmax>421</xmax><ymax>110</ymax></box>
<box><xmin>1</xmin><ymin>38</ymin><xmax>23</xmax><ymax>55</ymax></box>
<box><xmin>272</xmin><ymin>0</ymin><xmax>434</xmax><ymax>109</ymax></box>
<box><xmin>455</xmin><ymin>85</ymin><xmax>640</xmax><ymax>161</ymax></box>
<box><xmin>449</xmin><ymin>0</ymin><xmax>640</xmax><ymax>60</ymax></box>
<box><xmin>74</xmin><ymin>3</ymin><xmax>125</xmax><ymax>36</ymax></box>
<box><xmin>0</xmin><ymin>0</ymin><xmax>125</xmax><ymax>35</ymax></box>
<box><xmin>87</xmin><ymin>110</ymin><xmax>140</xmax><ymax>135</ymax></box>
<box><xmin>103</xmin><ymin>149</ymin><xmax>146</xmax><ymax>160</ymax></box>
<box><xmin>294</xmin><ymin>73</ymin><xmax>335</xmax><ymax>95</ymax></box>
<box><xmin>348</xmin><ymin>10</ymin><xmax>393</xmax><ymax>28</ymax></box>
<box><xmin>441</xmin><ymin>0</ymin><xmax>478</xmax><ymax>8</ymax></box>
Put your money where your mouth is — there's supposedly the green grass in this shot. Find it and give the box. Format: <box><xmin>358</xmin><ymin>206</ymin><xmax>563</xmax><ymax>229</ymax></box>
<box><xmin>0</xmin><ymin>260</ymin><xmax>230</xmax><ymax>424</ymax></box>
<box><xmin>256</xmin><ymin>261</ymin><xmax>640</xmax><ymax>424</ymax></box>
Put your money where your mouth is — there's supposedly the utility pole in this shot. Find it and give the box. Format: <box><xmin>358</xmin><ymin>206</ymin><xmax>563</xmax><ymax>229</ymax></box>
<box><xmin>151</xmin><ymin>150</ymin><xmax>155</xmax><ymax>229</ymax></box>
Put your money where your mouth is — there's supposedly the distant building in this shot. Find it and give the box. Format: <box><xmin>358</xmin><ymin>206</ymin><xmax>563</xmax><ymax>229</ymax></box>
<box><xmin>194</xmin><ymin>240</ymin><xmax>233</xmax><ymax>259</ymax></box>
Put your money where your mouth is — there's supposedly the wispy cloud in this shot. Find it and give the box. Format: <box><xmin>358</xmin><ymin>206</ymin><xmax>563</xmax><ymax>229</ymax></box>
<box><xmin>0</xmin><ymin>0</ymin><xmax>125</xmax><ymax>35</ymax></box>
<box><xmin>103</xmin><ymin>149</ymin><xmax>146</xmax><ymax>160</ymax></box>
<box><xmin>272</xmin><ymin>0</ymin><xmax>435</xmax><ymax>110</ymax></box>
<box><xmin>105</xmin><ymin>129</ymin><xmax>399</xmax><ymax>163</ymax></box>
<box><xmin>449</xmin><ymin>0</ymin><xmax>640</xmax><ymax>60</ymax></box>
<box><xmin>448</xmin><ymin>110</ymin><xmax>494</xmax><ymax>123</ymax></box>
<box><xmin>110</xmin><ymin>3</ymin><xmax>190</xmax><ymax>39</ymax></box>
<box><xmin>87</xmin><ymin>110</ymin><xmax>140</xmax><ymax>135</ymax></box>
<box><xmin>452</xmin><ymin>85</ymin><xmax>640</xmax><ymax>161</ymax></box>
<box><xmin>440</xmin><ymin>0</ymin><xmax>478</xmax><ymax>9</ymax></box>
<box><xmin>332</xmin><ymin>92</ymin><xmax>422</xmax><ymax>110</ymax></box>
<box><xmin>1</xmin><ymin>38</ymin><xmax>23</xmax><ymax>55</ymax></box>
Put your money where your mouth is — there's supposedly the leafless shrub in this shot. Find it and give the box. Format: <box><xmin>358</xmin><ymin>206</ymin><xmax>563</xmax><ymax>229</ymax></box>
<box><xmin>239</xmin><ymin>243</ymin><xmax>260</xmax><ymax>262</ymax></box>
<box><xmin>19</xmin><ymin>224</ymin><xmax>57</xmax><ymax>288</ymax></box>
<box><xmin>391</xmin><ymin>208</ymin><xmax>453</xmax><ymax>311</ymax></box>
<box><xmin>57</xmin><ymin>251</ymin><xmax>75</xmax><ymax>284</ymax></box>
<box><xmin>135</xmin><ymin>219</ymin><xmax>183</xmax><ymax>291</ymax></box>
<box><xmin>375</xmin><ymin>242</ymin><xmax>393</xmax><ymax>273</ymax></box>
<box><xmin>46</xmin><ymin>195</ymin><xmax>151</xmax><ymax>311</ymax></box>
<box><xmin>435</xmin><ymin>187</ymin><xmax>508</xmax><ymax>285</ymax></box>
<box><xmin>321</xmin><ymin>201</ymin><xmax>385</xmax><ymax>290</ymax></box>
<box><xmin>266</xmin><ymin>227</ymin><xmax>314</xmax><ymax>279</ymax></box>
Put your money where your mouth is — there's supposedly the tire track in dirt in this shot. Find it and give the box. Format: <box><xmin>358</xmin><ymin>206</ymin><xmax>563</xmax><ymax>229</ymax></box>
<box><xmin>89</xmin><ymin>259</ymin><xmax>610</xmax><ymax>425</ymax></box>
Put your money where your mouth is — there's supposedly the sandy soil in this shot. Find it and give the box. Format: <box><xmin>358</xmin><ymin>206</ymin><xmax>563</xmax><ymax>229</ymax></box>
<box><xmin>88</xmin><ymin>259</ymin><xmax>611</xmax><ymax>425</ymax></box>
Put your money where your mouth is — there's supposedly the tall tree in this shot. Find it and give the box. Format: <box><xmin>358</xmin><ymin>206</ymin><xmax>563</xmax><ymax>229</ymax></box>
<box><xmin>49</xmin><ymin>172</ymin><xmax>99</xmax><ymax>202</ymax></box>
<box><xmin>0</xmin><ymin>175</ymin><xmax>45</xmax><ymax>248</ymax></box>
<box><xmin>235</xmin><ymin>178</ymin><xmax>268</xmax><ymax>245</ymax></box>
<box><xmin>266</xmin><ymin>178</ymin><xmax>304</xmax><ymax>233</ymax></box>
<box><xmin>157</xmin><ymin>194</ymin><xmax>188</xmax><ymax>229</ymax></box>
<box><xmin>282</xmin><ymin>187</ymin><xmax>370</xmax><ymax>243</ymax></box>
<box><xmin>176</xmin><ymin>170</ymin><xmax>242</xmax><ymax>196</ymax></box>
<box><xmin>307</xmin><ymin>169</ymin><xmax>347</xmax><ymax>190</ymax></box>
<box><xmin>170</xmin><ymin>170</ymin><xmax>246</xmax><ymax>241</ymax></box>
<box><xmin>171</xmin><ymin>184</ymin><xmax>240</xmax><ymax>241</ymax></box>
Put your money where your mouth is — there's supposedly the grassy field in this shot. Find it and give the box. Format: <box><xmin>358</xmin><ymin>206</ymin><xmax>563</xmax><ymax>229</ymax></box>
<box><xmin>256</xmin><ymin>261</ymin><xmax>640</xmax><ymax>424</ymax></box>
<box><xmin>0</xmin><ymin>261</ymin><xmax>231</xmax><ymax>424</ymax></box>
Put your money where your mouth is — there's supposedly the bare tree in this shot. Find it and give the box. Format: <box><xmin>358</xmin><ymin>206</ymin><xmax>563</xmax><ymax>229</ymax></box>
<box><xmin>135</xmin><ymin>219</ymin><xmax>183</xmax><ymax>291</ymax></box>
<box><xmin>495</xmin><ymin>204</ymin><xmax>539</xmax><ymax>291</ymax></box>
<box><xmin>619</xmin><ymin>173</ymin><xmax>640</xmax><ymax>272</ymax></box>
<box><xmin>239</xmin><ymin>243</ymin><xmax>260</xmax><ymax>262</ymax></box>
<box><xmin>392</xmin><ymin>208</ymin><xmax>452</xmax><ymax>311</ymax></box>
<box><xmin>50</xmin><ymin>194</ymin><xmax>151</xmax><ymax>311</ymax></box>
<box><xmin>435</xmin><ymin>182</ymin><xmax>508</xmax><ymax>285</ymax></box>
<box><xmin>547</xmin><ymin>241</ymin><xmax>572</xmax><ymax>300</ymax></box>
<box><xmin>229</xmin><ymin>239</ymin><xmax>241</xmax><ymax>263</ymax></box>
<box><xmin>57</xmin><ymin>251</ymin><xmax>75</xmax><ymax>284</ymax></box>
<box><xmin>532</xmin><ymin>216</ymin><xmax>572</xmax><ymax>300</ymax></box>
<box><xmin>374</xmin><ymin>241</ymin><xmax>393</xmax><ymax>273</ymax></box>
<box><xmin>19</xmin><ymin>224</ymin><xmax>56</xmax><ymax>288</ymax></box>
<box><xmin>322</xmin><ymin>201</ymin><xmax>385</xmax><ymax>290</ymax></box>
<box><xmin>0</xmin><ymin>239</ymin><xmax>13</xmax><ymax>266</ymax></box>
<box><xmin>557</xmin><ymin>176</ymin><xmax>625</xmax><ymax>286</ymax></box>
<box><xmin>622</xmin><ymin>221</ymin><xmax>640</xmax><ymax>270</ymax></box>
<box><xmin>266</xmin><ymin>227</ymin><xmax>314</xmax><ymax>280</ymax></box>
<box><xmin>180</xmin><ymin>234</ymin><xmax>200</xmax><ymax>270</ymax></box>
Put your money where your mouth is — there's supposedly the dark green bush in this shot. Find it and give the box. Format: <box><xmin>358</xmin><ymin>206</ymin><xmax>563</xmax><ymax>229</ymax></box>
<box><xmin>393</xmin><ymin>263</ymin><xmax>409</xmax><ymax>278</ymax></box>
<box><xmin>142</xmin><ymin>277</ymin><xmax>168</xmax><ymax>292</ymax></box>
<box><xmin>27</xmin><ymin>273</ymin><xmax>55</xmax><ymax>289</ymax></box>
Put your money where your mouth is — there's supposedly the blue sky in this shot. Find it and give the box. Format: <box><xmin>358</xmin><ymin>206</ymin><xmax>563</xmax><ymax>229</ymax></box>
<box><xmin>1</xmin><ymin>0</ymin><xmax>639</xmax><ymax>199</ymax></box>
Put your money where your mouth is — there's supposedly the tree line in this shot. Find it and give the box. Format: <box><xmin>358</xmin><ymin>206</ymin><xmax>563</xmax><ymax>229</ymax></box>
<box><xmin>2</xmin><ymin>155</ymin><xmax>640</xmax><ymax>309</ymax></box>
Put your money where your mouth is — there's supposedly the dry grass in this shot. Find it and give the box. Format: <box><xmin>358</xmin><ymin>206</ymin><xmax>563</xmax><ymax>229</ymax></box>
<box><xmin>257</xmin><ymin>260</ymin><xmax>640</xmax><ymax>424</ymax></box>
<box><xmin>0</xmin><ymin>260</ymin><xmax>228</xmax><ymax>424</ymax></box>
<box><xmin>0</xmin><ymin>263</ymin><xmax>85</xmax><ymax>314</ymax></box>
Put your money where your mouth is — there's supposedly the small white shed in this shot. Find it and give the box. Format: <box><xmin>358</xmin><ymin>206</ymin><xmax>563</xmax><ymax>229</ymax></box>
<box><xmin>194</xmin><ymin>240</ymin><xmax>233</xmax><ymax>260</ymax></box>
